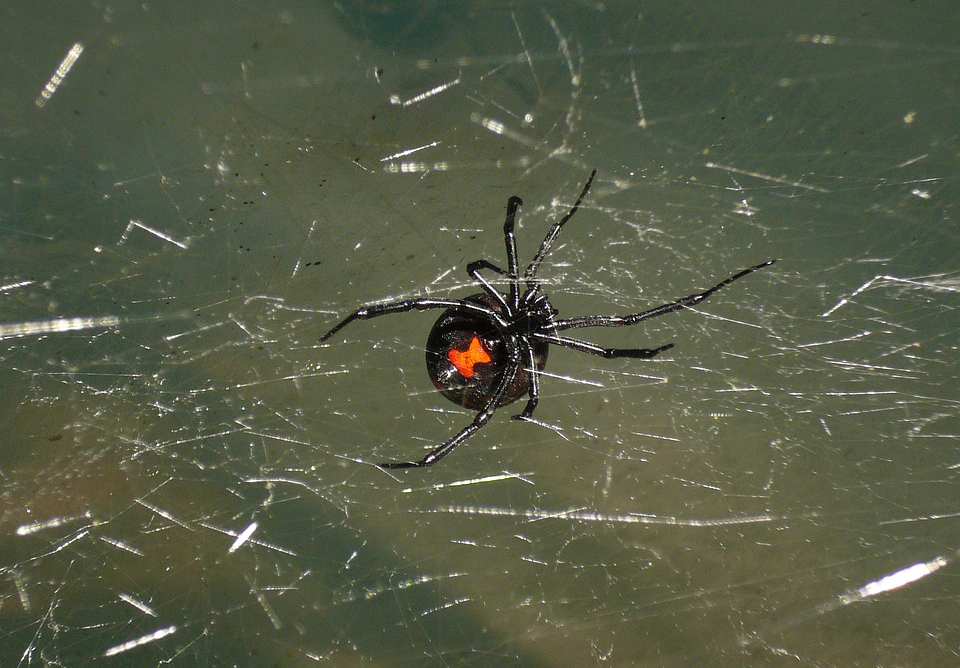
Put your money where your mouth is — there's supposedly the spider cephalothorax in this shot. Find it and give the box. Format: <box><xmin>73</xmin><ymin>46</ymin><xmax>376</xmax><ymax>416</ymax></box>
<box><xmin>321</xmin><ymin>170</ymin><xmax>775</xmax><ymax>469</ymax></box>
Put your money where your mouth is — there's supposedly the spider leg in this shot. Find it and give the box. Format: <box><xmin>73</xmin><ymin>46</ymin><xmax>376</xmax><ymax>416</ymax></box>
<box><xmin>380</xmin><ymin>340</ymin><xmax>522</xmax><ymax>469</ymax></box>
<box><xmin>534</xmin><ymin>332</ymin><xmax>674</xmax><ymax>359</ymax></box>
<box><xmin>522</xmin><ymin>169</ymin><xmax>597</xmax><ymax>296</ymax></box>
<box><xmin>467</xmin><ymin>259</ymin><xmax>508</xmax><ymax>276</ymax></box>
<box><xmin>320</xmin><ymin>298</ymin><xmax>507</xmax><ymax>342</ymax></box>
<box><xmin>466</xmin><ymin>260</ymin><xmax>512</xmax><ymax>313</ymax></box>
<box><xmin>552</xmin><ymin>260</ymin><xmax>776</xmax><ymax>332</ymax></box>
<box><xmin>511</xmin><ymin>340</ymin><xmax>540</xmax><ymax>421</ymax></box>
<box><xmin>502</xmin><ymin>195</ymin><xmax>523</xmax><ymax>311</ymax></box>
<box><xmin>459</xmin><ymin>194</ymin><xmax>525</xmax><ymax>313</ymax></box>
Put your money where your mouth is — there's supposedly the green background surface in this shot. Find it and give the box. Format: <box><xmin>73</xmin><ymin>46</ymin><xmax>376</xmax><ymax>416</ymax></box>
<box><xmin>1</xmin><ymin>1</ymin><xmax>958</xmax><ymax>666</ymax></box>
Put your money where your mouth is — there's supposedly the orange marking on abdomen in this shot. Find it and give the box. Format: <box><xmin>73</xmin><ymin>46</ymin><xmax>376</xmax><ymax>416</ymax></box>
<box><xmin>448</xmin><ymin>337</ymin><xmax>491</xmax><ymax>379</ymax></box>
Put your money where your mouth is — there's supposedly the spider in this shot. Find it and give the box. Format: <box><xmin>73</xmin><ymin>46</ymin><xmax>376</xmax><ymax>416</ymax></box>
<box><xmin>320</xmin><ymin>170</ymin><xmax>775</xmax><ymax>469</ymax></box>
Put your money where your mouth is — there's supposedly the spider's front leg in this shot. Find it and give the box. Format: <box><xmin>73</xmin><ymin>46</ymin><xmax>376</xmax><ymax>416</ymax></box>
<box><xmin>522</xmin><ymin>169</ymin><xmax>596</xmax><ymax>294</ymax></box>
<box><xmin>551</xmin><ymin>260</ymin><xmax>777</xmax><ymax>332</ymax></box>
<box><xmin>380</xmin><ymin>337</ymin><xmax>523</xmax><ymax>469</ymax></box>
<box><xmin>466</xmin><ymin>260</ymin><xmax>512</xmax><ymax>313</ymax></box>
<box><xmin>466</xmin><ymin>260</ymin><xmax>508</xmax><ymax>277</ymax></box>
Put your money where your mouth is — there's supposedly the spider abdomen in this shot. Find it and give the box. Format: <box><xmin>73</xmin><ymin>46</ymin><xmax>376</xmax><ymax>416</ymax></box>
<box><xmin>425</xmin><ymin>293</ymin><xmax>548</xmax><ymax>410</ymax></box>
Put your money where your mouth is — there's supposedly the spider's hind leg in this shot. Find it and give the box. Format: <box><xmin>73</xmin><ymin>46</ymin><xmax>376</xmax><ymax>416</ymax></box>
<box><xmin>535</xmin><ymin>333</ymin><xmax>674</xmax><ymax>359</ymax></box>
<box><xmin>380</xmin><ymin>342</ymin><xmax>523</xmax><ymax>469</ymax></box>
<box><xmin>511</xmin><ymin>342</ymin><xmax>541</xmax><ymax>422</ymax></box>
<box><xmin>320</xmin><ymin>298</ymin><xmax>505</xmax><ymax>342</ymax></box>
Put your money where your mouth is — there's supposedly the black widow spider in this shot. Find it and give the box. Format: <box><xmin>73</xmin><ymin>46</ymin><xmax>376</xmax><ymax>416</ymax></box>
<box><xmin>321</xmin><ymin>170</ymin><xmax>775</xmax><ymax>469</ymax></box>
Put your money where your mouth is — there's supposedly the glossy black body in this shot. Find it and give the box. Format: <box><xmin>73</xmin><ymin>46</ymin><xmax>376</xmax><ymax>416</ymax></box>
<box><xmin>320</xmin><ymin>169</ymin><xmax>775</xmax><ymax>468</ymax></box>
<box><xmin>426</xmin><ymin>292</ymin><xmax>549</xmax><ymax>410</ymax></box>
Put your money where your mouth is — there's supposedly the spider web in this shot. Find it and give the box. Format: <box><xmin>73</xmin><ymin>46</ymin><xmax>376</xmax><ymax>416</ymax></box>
<box><xmin>1</xmin><ymin>2</ymin><xmax>958</xmax><ymax>666</ymax></box>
